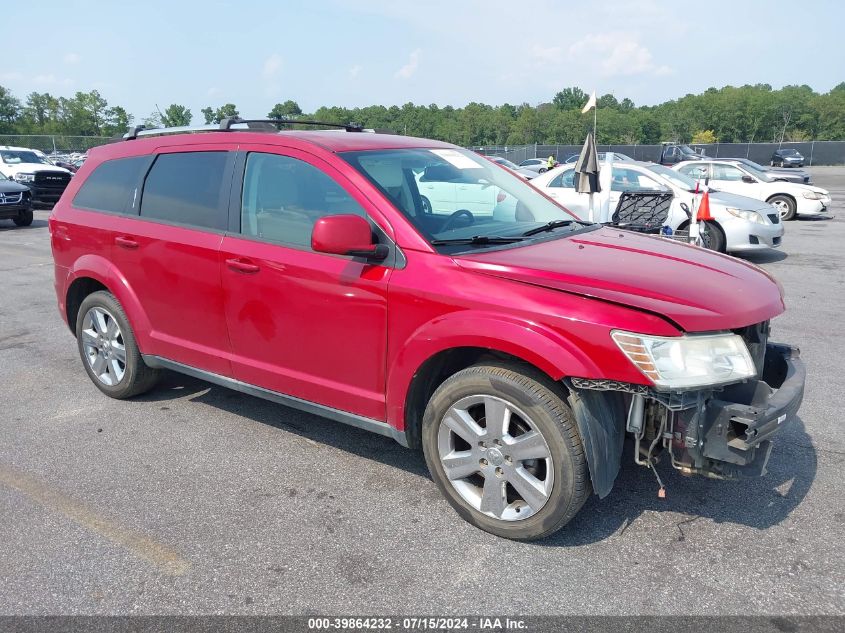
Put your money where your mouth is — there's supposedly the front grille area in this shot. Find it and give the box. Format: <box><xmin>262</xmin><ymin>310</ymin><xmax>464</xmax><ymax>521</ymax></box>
<box><xmin>0</xmin><ymin>192</ymin><xmax>23</xmax><ymax>205</ymax></box>
<box><xmin>768</xmin><ymin>213</ymin><xmax>780</xmax><ymax>224</ymax></box>
<box><xmin>734</xmin><ymin>320</ymin><xmax>770</xmax><ymax>377</ymax></box>
<box><xmin>34</xmin><ymin>171</ymin><xmax>71</xmax><ymax>188</ymax></box>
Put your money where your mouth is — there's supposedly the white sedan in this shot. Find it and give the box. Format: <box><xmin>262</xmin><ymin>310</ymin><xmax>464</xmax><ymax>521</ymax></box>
<box><xmin>530</xmin><ymin>161</ymin><xmax>784</xmax><ymax>253</ymax></box>
<box><xmin>674</xmin><ymin>159</ymin><xmax>831</xmax><ymax>221</ymax></box>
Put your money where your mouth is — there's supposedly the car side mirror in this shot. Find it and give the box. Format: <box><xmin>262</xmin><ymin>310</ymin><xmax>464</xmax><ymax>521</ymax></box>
<box><xmin>311</xmin><ymin>214</ymin><xmax>389</xmax><ymax>261</ymax></box>
<box><xmin>741</xmin><ymin>175</ymin><xmax>756</xmax><ymax>184</ymax></box>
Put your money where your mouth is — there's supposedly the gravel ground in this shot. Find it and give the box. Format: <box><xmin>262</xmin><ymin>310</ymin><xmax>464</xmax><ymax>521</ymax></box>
<box><xmin>0</xmin><ymin>169</ymin><xmax>843</xmax><ymax>616</ymax></box>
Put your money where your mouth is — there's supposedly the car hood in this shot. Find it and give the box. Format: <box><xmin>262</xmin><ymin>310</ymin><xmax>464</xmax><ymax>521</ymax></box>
<box><xmin>708</xmin><ymin>190</ymin><xmax>773</xmax><ymax>213</ymax></box>
<box><xmin>0</xmin><ymin>180</ymin><xmax>30</xmax><ymax>193</ymax></box>
<box><xmin>454</xmin><ymin>227</ymin><xmax>784</xmax><ymax>332</ymax></box>
<box><xmin>1</xmin><ymin>162</ymin><xmax>71</xmax><ymax>176</ymax></box>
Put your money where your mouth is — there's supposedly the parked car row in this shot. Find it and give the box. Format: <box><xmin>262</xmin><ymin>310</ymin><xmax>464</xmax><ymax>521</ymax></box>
<box><xmin>527</xmin><ymin>153</ymin><xmax>831</xmax><ymax>255</ymax></box>
<box><xmin>0</xmin><ymin>146</ymin><xmax>74</xmax><ymax>221</ymax></box>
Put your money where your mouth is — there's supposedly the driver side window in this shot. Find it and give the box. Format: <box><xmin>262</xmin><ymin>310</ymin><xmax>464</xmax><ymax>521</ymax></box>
<box><xmin>241</xmin><ymin>153</ymin><xmax>366</xmax><ymax>250</ymax></box>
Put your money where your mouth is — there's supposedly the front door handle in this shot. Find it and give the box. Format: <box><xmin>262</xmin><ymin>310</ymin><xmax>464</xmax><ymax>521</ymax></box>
<box><xmin>225</xmin><ymin>257</ymin><xmax>260</xmax><ymax>274</ymax></box>
<box><xmin>115</xmin><ymin>236</ymin><xmax>139</xmax><ymax>249</ymax></box>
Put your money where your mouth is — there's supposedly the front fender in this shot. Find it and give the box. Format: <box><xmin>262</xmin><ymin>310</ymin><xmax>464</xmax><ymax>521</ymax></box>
<box><xmin>66</xmin><ymin>254</ymin><xmax>153</xmax><ymax>351</ymax></box>
<box><xmin>386</xmin><ymin>311</ymin><xmax>602</xmax><ymax>431</ymax></box>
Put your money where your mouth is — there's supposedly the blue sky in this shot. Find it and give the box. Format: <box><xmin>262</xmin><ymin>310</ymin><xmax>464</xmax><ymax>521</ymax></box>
<box><xmin>5</xmin><ymin>0</ymin><xmax>844</xmax><ymax>120</ymax></box>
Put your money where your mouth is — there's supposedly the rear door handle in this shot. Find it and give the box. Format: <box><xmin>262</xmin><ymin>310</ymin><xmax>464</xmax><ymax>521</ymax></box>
<box><xmin>225</xmin><ymin>257</ymin><xmax>260</xmax><ymax>274</ymax></box>
<box><xmin>115</xmin><ymin>236</ymin><xmax>139</xmax><ymax>249</ymax></box>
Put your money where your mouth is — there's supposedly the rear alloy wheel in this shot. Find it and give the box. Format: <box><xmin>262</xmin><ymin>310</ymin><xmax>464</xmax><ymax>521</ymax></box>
<box><xmin>76</xmin><ymin>291</ymin><xmax>159</xmax><ymax>399</ymax></box>
<box><xmin>13</xmin><ymin>210</ymin><xmax>33</xmax><ymax>226</ymax></box>
<box><xmin>769</xmin><ymin>195</ymin><xmax>796</xmax><ymax>221</ymax></box>
<box><xmin>422</xmin><ymin>363</ymin><xmax>590</xmax><ymax>540</ymax></box>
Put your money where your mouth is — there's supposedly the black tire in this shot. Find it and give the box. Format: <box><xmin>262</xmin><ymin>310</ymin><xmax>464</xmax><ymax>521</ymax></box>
<box><xmin>75</xmin><ymin>290</ymin><xmax>159</xmax><ymax>399</ymax></box>
<box><xmin>420</xmin><ymin>196</ymin><xmax>432</xmax><ymax>215</ymax></box>
<box><xmin>700</xmin><ymin>220</ymin><xmax>726</xmax><ymax>253</ymax></box>
<box><xmin>769</xmin><ymin>194</ymin><xmax>797</xmax><ymax>221</ymax></box>
<box><xmin>422</xmin><ymin>363</ymin><xmax>590</xmax><ymax>541</ymax></box>
<box><xmin>13</xmin><ymin>209</ymin><xmax>33</xmax><ymax>226</ymax></box>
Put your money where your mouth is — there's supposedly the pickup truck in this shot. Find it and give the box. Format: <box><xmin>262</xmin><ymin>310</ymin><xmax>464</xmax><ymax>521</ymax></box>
<box><xmin>659</xmin><ymin>142</ymin><xmax>705</xmax><ymax>166</ymax></box>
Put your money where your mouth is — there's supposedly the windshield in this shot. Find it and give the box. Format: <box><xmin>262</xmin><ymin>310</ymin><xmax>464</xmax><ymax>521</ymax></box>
<box><xmin>780</xmin><ymin>149</ymin><xmax>799</xmax><ymax>156</ymax></box>
<box><xmin>678</xmin><ymin>145</ymin><xmax>698</xmax><ymax>156</ymax></box>
<box><xmin>491</xmin><ymin>157</ymin><xmax>520</xmax><ymax>170</ymax></box>
<box><xmin>1</xmin><ymin>150</ymin><xmax>47</xmax><ymax>165</ymax></box>
<box><xmin>341</xmin><ymin>148</ymin><xmax>584</xmax><ymax>250</ymax></box>
<box><xmin>646</xmin><ymin>164</ymin><xmax>699</xmax><ymax>191</ymax></box>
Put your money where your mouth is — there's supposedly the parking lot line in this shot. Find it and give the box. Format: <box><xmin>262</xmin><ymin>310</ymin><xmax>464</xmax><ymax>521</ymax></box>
<box><xmin>0</xmin><ymin>464</ymin><xmax>190</xmax><ymax>576</ymax></box>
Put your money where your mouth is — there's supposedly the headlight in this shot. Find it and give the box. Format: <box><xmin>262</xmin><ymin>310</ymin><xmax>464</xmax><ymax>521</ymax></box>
<box><xmin>802</xmin><ymin>191</ymin><xmax>821</xmax><ymax>200</ymax></box>
<box><xmin>13</xmin><ymin>173</ymin><xmax>35</xmax><ymax>183</ymax></box>
<box><xmin>725</xmin><ymin>207</ymin><xmax>765</xmax><ymax>224</ymax></box>
<box><xmin>611</xmin><ymin>331</ymin><xmax>756</xmax><ymax>390</ymax></box>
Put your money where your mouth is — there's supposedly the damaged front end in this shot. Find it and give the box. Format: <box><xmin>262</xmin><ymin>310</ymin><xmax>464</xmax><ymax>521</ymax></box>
<box><xmin>567</xmin><ymin>323</ymin><xmax>805</xmax><ymax>497</ymax></box>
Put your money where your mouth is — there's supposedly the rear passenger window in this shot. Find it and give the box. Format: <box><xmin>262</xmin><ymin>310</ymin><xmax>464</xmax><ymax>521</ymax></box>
<box><xmin>140</xmin><ymin>152</ymin><xmax>229</xmax><ymax>230</ymax></box>
<box><xmin>73</xmin><ymin>156</ymin><xmax>150</xmax><ymax>213</ymax></box>
<box><xmin>241</xmin><ymin>153</ymin><xmax>365</xmax><ymax>249</ymax></box>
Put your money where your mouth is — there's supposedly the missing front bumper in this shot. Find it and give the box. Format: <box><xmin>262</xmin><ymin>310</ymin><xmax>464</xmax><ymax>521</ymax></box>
<box><xmin>667</xmin><ymin>343</ymin><xmax>805</xmax><ymax>479</ymax></box>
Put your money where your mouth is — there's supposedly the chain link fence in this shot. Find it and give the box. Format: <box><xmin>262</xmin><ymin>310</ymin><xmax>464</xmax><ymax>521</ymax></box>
<box><xmin>472</xmin><ymin>141</ymin><xmax>845</xmax><ymax>167</ymax></box>
<box><xmin>0</xmin><ymin>135</ymin><xmax>113</xmax><ymax>154</ymax></box>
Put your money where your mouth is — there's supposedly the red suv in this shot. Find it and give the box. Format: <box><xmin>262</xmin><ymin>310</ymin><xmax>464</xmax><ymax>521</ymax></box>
<box><xmin>50</xmin><ymin>119</ymin><xmax>805</xmax><ymax>540</ymax></box>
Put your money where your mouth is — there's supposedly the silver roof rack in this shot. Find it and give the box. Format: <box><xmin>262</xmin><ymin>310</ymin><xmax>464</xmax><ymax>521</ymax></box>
<box><xmin>123</xmin><ymin>117</ymin><xmax>369</xmax><ymax>140</ymax></box>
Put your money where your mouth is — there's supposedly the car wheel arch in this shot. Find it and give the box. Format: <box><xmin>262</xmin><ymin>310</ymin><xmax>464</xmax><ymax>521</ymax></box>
<box><xmin>388</xmin><ymin>316</ymin><xmax>603</xmax><ymax>449</ymax></box>
<box><xmin>64</xmin><ymin>259</ymin><xmax>153</xmax><ymax>349</ymax></box>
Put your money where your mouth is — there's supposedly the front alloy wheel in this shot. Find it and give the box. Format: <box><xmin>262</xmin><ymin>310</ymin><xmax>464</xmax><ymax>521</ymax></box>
<box><xmin>438</xmin><ymin>395</ymin><xmax>554</xmax><ymax>521</ymax></box>
<box><xmin>422</xmin><ymin>363</ymin><xmax>590</xmax><ymax>540</ymax></box>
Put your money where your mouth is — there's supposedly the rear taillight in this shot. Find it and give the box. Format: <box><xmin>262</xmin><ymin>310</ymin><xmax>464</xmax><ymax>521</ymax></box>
<box><xmin>496</xmin><ymin>192</ymin><xmax>507</xmax><ymax>203</ymax></box>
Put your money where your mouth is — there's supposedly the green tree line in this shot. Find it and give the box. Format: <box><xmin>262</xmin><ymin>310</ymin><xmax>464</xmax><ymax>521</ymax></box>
<box><xmin>2</xmin><ymin>83</ymin><xmax>844</xmax><ymax>145</ymax></box>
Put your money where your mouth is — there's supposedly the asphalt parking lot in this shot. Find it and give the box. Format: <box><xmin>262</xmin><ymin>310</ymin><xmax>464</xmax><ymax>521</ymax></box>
<box><xmin>1</xmin><ymin>169</ymin><xmax>844</xmax><ymax>616</ymax></box>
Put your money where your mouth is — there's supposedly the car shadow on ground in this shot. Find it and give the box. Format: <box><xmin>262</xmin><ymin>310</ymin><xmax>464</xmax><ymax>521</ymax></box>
<box><xmin>739</xmin><ymin>249</ymin><xmax>787</xmax><ymax>264</ymax></box>
<box><xmin>135</xmin><ymin>371</ymin><xmax>817</xmax><ymax>545</ymax></box>
<box><xmin>0</xmin><ymin>219</ymin><xmax>48</xmax><ymax>231</ymax></box>
<box><xmin>543</xmin><ymin>414</ymin><xmax>816</xmax><ymax>546</ymax></box>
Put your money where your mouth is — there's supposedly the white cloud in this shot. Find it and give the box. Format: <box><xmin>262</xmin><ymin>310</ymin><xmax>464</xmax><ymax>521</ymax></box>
<box><xmin>567</xmin><ymin>32</ymin><xmax>671</xmax><ymax>77</ymax></box>
<box><xmin>63</xmin><ymin>52</ymin><xmax>81</xmax><ymax>65</ymax></box>
<box><xmin>395</xmin><ymin>49</ymin><xmax>421</xmax><ymax>80</ymax></box>
<box><xmin>0</xmin><ymin>72</ymin><xmax>22</xmax><ymax>81</ymax></box>
<box><xmin>262</xmin><ymin>53</ymin><xmax>283</xmax><ymax>78</ymax></box>
<box><xmin>207</xmin><ymin>86</ymin><xmax>221</xmax><ymax>97</ymax></box>
<box><xmin>349</xmin><ymin>64</ymin><xmax>362</xmax><ymax>79</ymax></box>
<box><xmin>32</xmin><ymin>74</ymin><xmax>73</xmax><ymax>87</ymax></box>
<box><xmin>530</xmin><ymin>44</ymin><xmax>563</xmax><ymax>64</ymax></box>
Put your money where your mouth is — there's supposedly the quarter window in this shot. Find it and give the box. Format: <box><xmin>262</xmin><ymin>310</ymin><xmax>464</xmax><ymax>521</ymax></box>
<box><xmin>73</xmin><ymin>156</ymin><xmax>150</xmax><ymax>214</ymax></box>
<box><xmin>241</xmin><ymin>153</ymin><xmax>366</xmax><ymax>249</ymax></box>
<box><xmin>140</xmin><ymin>152</ymin><xmax>229</xmax><ymax>230</ymax></box>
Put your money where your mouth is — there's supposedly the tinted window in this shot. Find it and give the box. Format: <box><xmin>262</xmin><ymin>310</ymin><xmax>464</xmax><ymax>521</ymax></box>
<box><xmin>73</xmin><ymin>156</ymin><xmax>149</xmax><ymax>213</ymax></box>
<box><xmin>140</xmin><ymin>152</ymin><xmax>229</xmax><ymax>230</ymax></box>
<box><xmin>241</xmin><ymin>153</ymin><xmax>366</xmax><ymax>249</ymax></box>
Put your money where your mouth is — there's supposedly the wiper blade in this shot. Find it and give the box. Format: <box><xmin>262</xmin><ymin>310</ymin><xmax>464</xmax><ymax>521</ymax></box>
<box><xmin>521</xmin><ymin>219</ymin><xmax>586</xmax><ymax>237</ymax></box>
<box><xmin>430</xmin><ymin>235</ymin><xmax>527</xmax><ymax>246</ymax></box>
